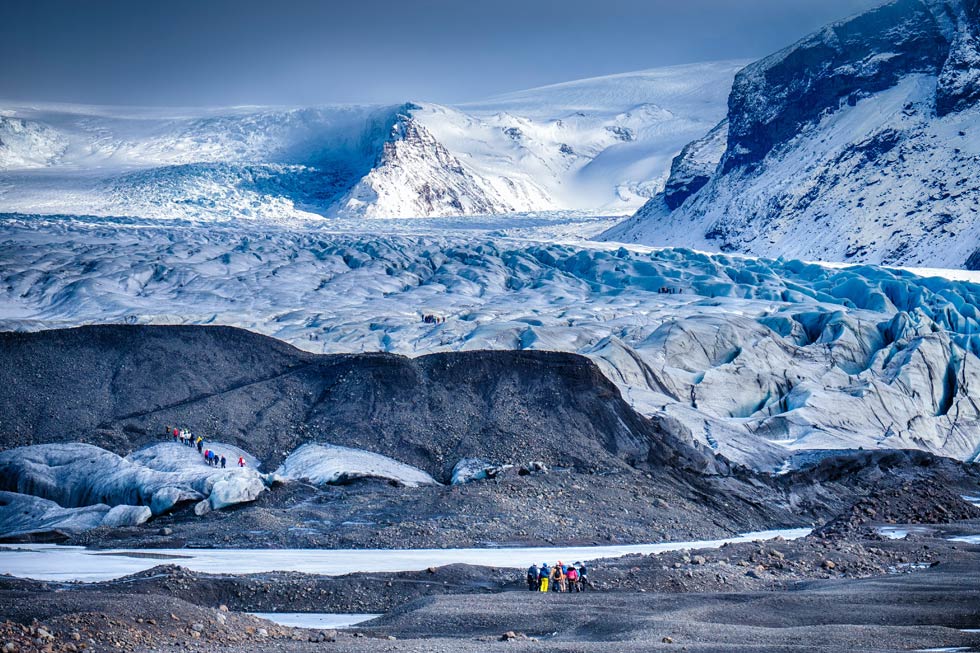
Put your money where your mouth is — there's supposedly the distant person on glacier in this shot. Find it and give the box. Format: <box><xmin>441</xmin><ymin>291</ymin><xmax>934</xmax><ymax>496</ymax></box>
<box><xmin>220</xmin><ymin>455</ymin><xmax>227</xmax><ymax>469</ymax></box>
<box><xmin>196</xmin><ymin>436</ymin><xmax>203</xmax><ymax>453</ymax></box>
<box><xmin>238</xmin><ymin>456</ymin><xmax>246</xmax><ymax>468</ymax></box>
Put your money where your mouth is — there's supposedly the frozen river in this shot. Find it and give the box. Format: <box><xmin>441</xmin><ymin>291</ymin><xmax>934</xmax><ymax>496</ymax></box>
<box><xmin>0</xmin><ymin>528</ymin><xmax>810</xmax><ymax>582</ymax></box>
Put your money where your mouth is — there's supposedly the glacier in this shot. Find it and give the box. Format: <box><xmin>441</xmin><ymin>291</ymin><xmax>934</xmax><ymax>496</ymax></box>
<box><xmin>3</xmin><ymin>216</ymin><xmax>980</xmax><ymax>469</ymax></box>
<box><xmin>0</xmin><ymin>62</ymin><xmax>741</xmax><ymax>222</ymax></box>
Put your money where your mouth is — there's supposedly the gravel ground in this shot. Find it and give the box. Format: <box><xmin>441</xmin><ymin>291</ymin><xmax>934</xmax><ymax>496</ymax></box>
<box><xmin>4</xmin><ymin>522</ymin><xmax>980</xmax><ymax>652</ymax></box>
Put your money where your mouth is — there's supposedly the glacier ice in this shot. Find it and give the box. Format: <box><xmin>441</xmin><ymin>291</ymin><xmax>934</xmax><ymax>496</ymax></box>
<box><xmin>274</xmin><ymin>443</ymin><xmax>439</xmax><ymax>488</ymax></box>
<box><xmin>0</xmin><ymin>442</ymin><xmax>267</xmax><ymax>516</ymax></box>
<box><xmin>450</xmin><ymin>458</ymin><xmax>513</xmax><ymax>485</ymax></box>
<box><xmin>0</xmin><ymin>491</ymin><xmax>150</xmax><ymax>540</ymax></box>
<box><xmin>4</xmin><ymin>218</ymin><xmax>980</xmax><ymax>469</ymax></box>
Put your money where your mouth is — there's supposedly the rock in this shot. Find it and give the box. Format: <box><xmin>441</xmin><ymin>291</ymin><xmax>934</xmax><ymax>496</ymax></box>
<box><xmin>662</xmin><ymin>636</ymin><xmax>674</xmax><ymax>643</ymax></box>
<box><xmin>257</xmin><ymin>628</ymin><xmax>268</xmax><ymax>637</ymax></box>
<box><xmin>691</xmin><ymin>555</ymin><xmax>707</xmax><ymax>565</ymax></box>
<box><xmin>191</xmin><ymin>623</ymin><xmax>204</xmax><ymax>632</ymax></box>
<box><xmin>822</xmin><ymin>560</ymin><xmax>836</xmax><ymax>570</ymax></box>
<box><xmin>158</xmin><ymin>527</ymin><xmax>173</xmax><ymax>536</ymax></box>
<box><xmin>218</xmin><ymin>605</ymin><xmax>229</xmax><ymax>612</ymax></box>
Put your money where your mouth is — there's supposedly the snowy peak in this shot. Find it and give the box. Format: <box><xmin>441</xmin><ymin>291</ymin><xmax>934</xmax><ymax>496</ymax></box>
<box><xmin>604</xmin><ymin>0</ymin><xmax>980</xmax><ymax>269</ymax></box>
<box><xmin>0</xmin><ymin>63</ymin><xmax>742</xmax><ymax>221</ymax></box>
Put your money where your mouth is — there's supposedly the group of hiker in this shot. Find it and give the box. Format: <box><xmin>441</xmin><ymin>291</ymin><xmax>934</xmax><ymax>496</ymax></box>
<box><xmin>526</xmin><ymin>561</ymin><xmax>590</xmax><ymax>593</ymax></box>
<box><xmin>165</xmin><ymin>426</ymin><xmax>246</xmax><ymax>469</ymax></box>
<box><xmin>657</xmin><ymin>287</ymin><xmax>683</xmax><ymax>294</ymax></box>
<box><xmin>422</xmin><ymin>314</ymin><xmax>445</xmax><ymax>324</ymax></box>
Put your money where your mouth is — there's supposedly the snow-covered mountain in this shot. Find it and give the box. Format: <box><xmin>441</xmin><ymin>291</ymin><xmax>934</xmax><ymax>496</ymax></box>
<box><xmin>0</xmin><ymin>62</ymin><xmax>741</xmax><ymax>221</ymax></box>
<box><xmin>603</xmin><ymin>0</ymin><xmax>980</xmax><ymax>269</ymax></box>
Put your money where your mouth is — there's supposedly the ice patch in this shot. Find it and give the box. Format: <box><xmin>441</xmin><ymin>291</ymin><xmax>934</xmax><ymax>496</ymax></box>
<box><xmin>250</xmin><ymin>613</ymin><xmax>380</xmax><ymax>629</ymax></box>
<box><xmin>0</xmin><ymin>443</ymin><xmax>267</xmax><ymax>519</ymax></box>
<box><xmin>274</xmin><ymin>443</ymin><xmax>439</xmax><ymax>488</ymax></box>
<box><xmin>0</xmin><ymin>491</ymin><xmax>150</xmax><ymax>540</ymax></box>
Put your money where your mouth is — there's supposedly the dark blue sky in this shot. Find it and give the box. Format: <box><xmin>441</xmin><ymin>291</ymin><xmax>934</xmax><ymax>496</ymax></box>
<box><xmin>1</xmin><ymin>0</ymin><xmax>883</xmax><ymax>107</ymax></box>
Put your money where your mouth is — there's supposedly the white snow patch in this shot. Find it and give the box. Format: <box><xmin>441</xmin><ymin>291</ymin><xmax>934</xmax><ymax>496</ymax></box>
<box><xmin>250</xmin><ymin>613</ymin><xmax>380</xmax><ymax>629</ymax></box>
<box><xmin>274</xmin><ymin>443</ymin><xmax>439</xmax><ymax>488</ymax></box>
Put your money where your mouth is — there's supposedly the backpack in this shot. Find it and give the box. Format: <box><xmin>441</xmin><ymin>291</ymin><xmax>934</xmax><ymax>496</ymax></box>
<box><xmin>567</xmin><ymin>568</ymin><xmax>578</xmax><ymax>581</ymax></box>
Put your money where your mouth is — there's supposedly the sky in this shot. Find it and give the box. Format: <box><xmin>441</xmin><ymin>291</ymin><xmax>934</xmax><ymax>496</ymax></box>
<box><xmin>1</xmin><ymin>0</ymin><xmax>885</xmax><ymax>107</ymax></box>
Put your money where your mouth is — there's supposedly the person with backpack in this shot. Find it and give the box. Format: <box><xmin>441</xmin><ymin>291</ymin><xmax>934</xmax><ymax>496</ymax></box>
<box><xmin>196</xmin><ymin>436</ymin><xmax>203</xmax><ymax>453</ymax></box>
<box><xmin>538</xmin><ymin>563</ymin><xmax>550</xmax><ymax>592</ymax></box>
<box><xmin>238</xmin><ymin>456</ymin><xmax>246</xmax><ymax>468</ymax></box>
<box><xmin>551</xmin><ymin>561</ymin><xmax>566</xmax><ymax>592</ymax></box>
<box><xmin>526</xmin><ymin>564</ymin><xmax>539</xmax><ymax>591</ymax></box>
<box><xmin>220</xmin><ymin>455</ymin><xmax>227</xmax><ymax>469</ymax></box>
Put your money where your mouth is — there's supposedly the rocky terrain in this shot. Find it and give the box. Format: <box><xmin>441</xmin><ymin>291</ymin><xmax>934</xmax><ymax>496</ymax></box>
<box><xmin>3</xmin><ymin>511</ymin><xmax>980</xmax><ymax>652</ymax></box>
<box><xmin>2</xmin><ymin>324</ymin><xmax>980</xmax><ymax>549</ymax></box>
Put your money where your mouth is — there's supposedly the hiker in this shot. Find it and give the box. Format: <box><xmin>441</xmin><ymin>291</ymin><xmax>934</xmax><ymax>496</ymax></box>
<box><xmin>220</xmin><ymin>455</ymin><xmax>227</xmax><ymax>469</ymax></box>
<box><xmin>238</xmin><ymin>456</ymin><xmax>245</xmax><ymax>468</ymax></box>
<box><xmin>566</xmin><ymin>563</ymin><xmax>580</xmax><ymax>592</ymax></box>
<box><xmin>526</xmin><ymin>564</ymin><xmax>539</xmax><ymax>591</ymax></box>
<box><xmin>538</xmin><ymin>563</ymin><xmax>550</xmax><ymax>592</ymax></box>
<box><xmin>551</xmin><ymin>561</ymin><xmax>566</xmax><ymax>593</ymax></box>
<box><xmin>196</xmin><ymin>436</ymin><xmax>203</xmax><ymax>453</ymax></box>
<box><xmin>576</xmin><ymin>562</ymin><xmax>589</xmax><ymax>591</ymax></box>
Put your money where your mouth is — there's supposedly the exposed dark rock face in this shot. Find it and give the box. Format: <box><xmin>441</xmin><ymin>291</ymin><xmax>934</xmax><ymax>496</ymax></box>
<box><xmin>936</xmin><ymin>0</ymin><xmax>980</xmax><ymax>115</ymax></box>
<box><xmin>663</xmin><ymin>120</ymin><xmax>727</xmax><ymax>210</ymax></box>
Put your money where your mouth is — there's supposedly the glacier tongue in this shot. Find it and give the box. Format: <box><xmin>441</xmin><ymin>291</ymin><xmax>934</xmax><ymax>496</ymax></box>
<box><xmin>274</xmin><ymin>443</ymin><xmax>440</xmax><ymax>488</ymax></box>
<box><xmin>3</xmin><ymin>218</ymin><xmax>980</xmax><ymax>469</ymax></box>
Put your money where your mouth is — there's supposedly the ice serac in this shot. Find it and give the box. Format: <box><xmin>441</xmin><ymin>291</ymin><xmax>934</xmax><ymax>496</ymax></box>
<box><xmin>603</xmin><ymin>0</ymin><xmax>980</xmax><ymax>269</ymax></box>
<box><xmin>274</xmin><ymin>443</ymin><xmax>440</xmax><ymax>488</ymax></box>
<box><xmin>5</xmin><ymin>231</ymin><xmax>980</xmax><ymax>470</ymax></box>
<box><xmin>0</xmin><ymin>442</ymin><xmax>266</xmax><ymax>516</ymax></box>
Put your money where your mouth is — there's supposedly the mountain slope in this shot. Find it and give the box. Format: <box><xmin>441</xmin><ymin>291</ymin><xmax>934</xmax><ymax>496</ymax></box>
<box><xmin>603</xmin><ymin>0</ymin><xmax>980</xmax><ymax>269</ymax></box>
<box><xmin>0</xmin><ymin>63</ymin><xmax>741</xmax><ymax>221</ymax></box>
